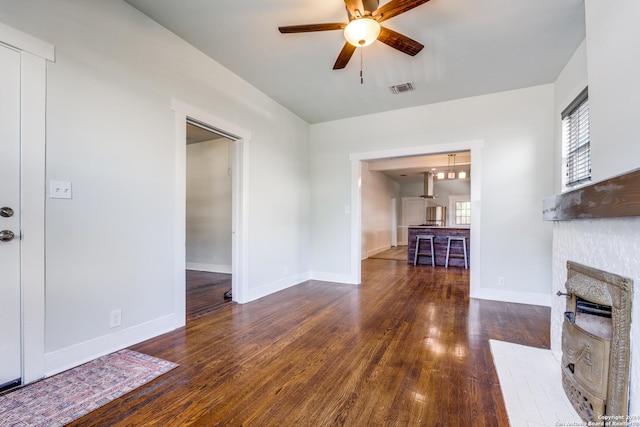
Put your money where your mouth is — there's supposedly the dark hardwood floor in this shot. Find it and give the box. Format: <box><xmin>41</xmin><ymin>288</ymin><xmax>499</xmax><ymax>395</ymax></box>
<box><xmin>69</xmin><ymin>260</ymin><xmax>550</xmax><ymax>426</ymax></box>
<box><xmin>186</xmin><ymin>270</ymin><xmax>232</xmax><ymax>319</ymax></box>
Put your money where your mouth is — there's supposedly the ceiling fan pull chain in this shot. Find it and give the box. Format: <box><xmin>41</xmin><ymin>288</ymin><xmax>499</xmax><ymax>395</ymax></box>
<box><xmin>360</xmin><ymin>48</ymin><xmax>364</xmax><ymax>84</ymax></box>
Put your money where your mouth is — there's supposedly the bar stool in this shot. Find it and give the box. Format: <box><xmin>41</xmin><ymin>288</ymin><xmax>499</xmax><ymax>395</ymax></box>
<box><xmin>413</xmin><ymin>235</ymin><xmax>435</xmax><ymax>267</ymax></box>
<box><xmin>445</xmin><ymin>236</ymin><xmax>468</xmax><ymax>269</ymax></box>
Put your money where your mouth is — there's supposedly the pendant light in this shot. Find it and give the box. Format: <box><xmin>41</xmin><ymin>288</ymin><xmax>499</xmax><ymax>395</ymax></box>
<box><xmin>447</xmin><ymin>154</ymin><xmax>456</xmax><ymax>179</ymax></box>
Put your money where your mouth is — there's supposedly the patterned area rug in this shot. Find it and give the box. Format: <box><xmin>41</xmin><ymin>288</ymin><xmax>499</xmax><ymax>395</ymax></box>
<box><xmin>0</xmin><ymin>349</ymin><xmax>177</xmax><ymax>426</ymax></box>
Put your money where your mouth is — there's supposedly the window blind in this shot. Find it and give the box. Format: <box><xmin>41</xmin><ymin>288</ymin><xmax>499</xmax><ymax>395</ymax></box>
<box><xmin>562</xmin><ymin>88</ymin><xmax>590</xmax><ymax>188</ymax></box>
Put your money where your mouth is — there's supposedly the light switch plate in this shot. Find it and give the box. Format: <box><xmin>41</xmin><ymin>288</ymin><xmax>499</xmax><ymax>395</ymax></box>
<box><xmin>50</xmin><ymin>181</ymin><xmax>72</xmax><ymax>199</ymax></box>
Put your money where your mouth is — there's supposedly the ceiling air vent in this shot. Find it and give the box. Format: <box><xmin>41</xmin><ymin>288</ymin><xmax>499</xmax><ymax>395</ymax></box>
<box><xmin>389</xmin><ymin>82</ymin><xmax>415</xmax><ymax>95</ymax></box>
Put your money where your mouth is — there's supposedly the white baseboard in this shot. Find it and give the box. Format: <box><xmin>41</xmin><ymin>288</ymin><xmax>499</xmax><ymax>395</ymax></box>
<box><xmin>246</xmin><ymin>272</ymin><xmax>310</xmax><ymax>302</ymax></box>
<box><xmin>44</xmin><ymin>314</ymin><xmax>178</xmax><ymax>378</ymax></box>
<box><xmin>186</xmin><ymin>262</ymin><xmax>232</xmax><ymax>274</ymax></box>
<box><xmin>366</xmin><ymin>245</ymin><xmax>391</xmax><ymax>258</ymax></box>
<box><xmin>309</xmin><ymin>271</ymin><xmax>359</xmax><ymax>285</ymax></box>
<box><xmin>476</xmin><ymin>287</ymin><xmax>552</xmax><ymax>307</ymax></box>
<box><xmin>244</xmin><ymin>271</ymin><xmax>360</xmax><ymax>303</ymax></box>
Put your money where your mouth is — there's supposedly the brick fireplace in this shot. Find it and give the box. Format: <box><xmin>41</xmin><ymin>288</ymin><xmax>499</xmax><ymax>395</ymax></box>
<box><xmin>546</xmin><ymin>168</ymin><xmax>640</xmax><ymax>419</ymax></box>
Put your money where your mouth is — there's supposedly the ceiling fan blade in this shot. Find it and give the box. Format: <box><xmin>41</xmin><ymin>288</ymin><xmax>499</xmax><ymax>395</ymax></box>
<box><xmin>333</xmin><ymin>43</ymin><xmax>357</xmax><ymax>69</ymax></box>
<box><xmin>373</xmin><ymin>0</ymin><xmax>431</xmax><ymax>23</ymax></box>
<box><xmin>378</xmin><ymin>27</ymin><xmax>424</xmax><ymax>56</ymax></box>
<box><xmin>344</xmin><ymin>0</ymin><xmax>365</xmax><ymax>18</ymax></box>
<box><xmin>279</xmin><ymin>23</ymin><xmax>346</xmax><ymax>33</ymax></box>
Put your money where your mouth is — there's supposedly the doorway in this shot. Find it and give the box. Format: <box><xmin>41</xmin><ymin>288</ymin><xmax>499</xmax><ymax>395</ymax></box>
<box><xmin>172</xmin><ymin>99</ymin><xmax>251</xmax><ymax>326</ymax></box>
<box><xmin>185</xmin><ymin>121</ymin><xmax>234</xmax><ymax>316</ymax></box>
<box><xmin>349</xmin><ymin>140</ymin><xmax>483</xmax><ymax>298</ymax></box>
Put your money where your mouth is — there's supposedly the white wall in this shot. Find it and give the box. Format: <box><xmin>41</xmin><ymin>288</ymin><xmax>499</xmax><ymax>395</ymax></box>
<box><xmin>399</xmin><ymin>178</ymin><xmax>470</xmax><ymax>201</ymax></box>
<box><xmin>584</xmin><ymin>0</ymin><xmax>640</xmax><ymax>182</ymax></box>
<box><xmin>0</xmin><ymin>0</ymin><xmax>310</xmax><ymax>375</ymax></box>
<box><xmin>310</xmin><ymin>85</ymin><xmax>555</xmax><ymax>305</ymax></box>
<box><xmin>550</xmin><ymin>0</ymin><xmax>640</xmax><ymax>414</ymax></box>
<box><xmin>361</xmin><ymin>165</ymin><xmax>400</xmax><ymax>257</ymax></box>
<box><xmin>186</xmin><ymin>139</ymin><xmax>232</xmax><ymax>273</ymax></box>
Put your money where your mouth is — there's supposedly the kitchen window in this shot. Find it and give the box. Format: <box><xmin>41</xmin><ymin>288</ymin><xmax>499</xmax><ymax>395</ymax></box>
<box><xmin>455</xmin><ymin>201</ymin><xmax>471</xmax><ymax>225</ymax></box>
<box><xmin>449</xmin><ymin>196</ymin><xmax>471</xmax><ymax>226</ymax></box>
<box><xmin>562</xmin><ymin>87</ymin><xmax>591</xmax><ymax>189</ymax></box>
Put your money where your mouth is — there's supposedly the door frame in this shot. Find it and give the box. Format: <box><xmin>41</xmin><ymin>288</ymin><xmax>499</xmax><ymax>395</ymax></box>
<box><xmin>172</xmin><ymin>99</ymin><xmax>251</xmax><ymax>325</ymax></box>
<box><xmin>0</xmin><ymin>23</ymin><xmax>54</xmax><ymax>384</ymax></box>
<box><xmin>349</xmin><ymin>139</ymin><xmax>483</xmax><ymax>298</ymax></box>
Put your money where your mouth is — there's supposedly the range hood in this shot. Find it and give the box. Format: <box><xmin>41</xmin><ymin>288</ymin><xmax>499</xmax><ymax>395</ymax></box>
<box><xmin>420</xmin><ymin>172</ymin><xmax>438</xmax><ymax>199</ymax></box>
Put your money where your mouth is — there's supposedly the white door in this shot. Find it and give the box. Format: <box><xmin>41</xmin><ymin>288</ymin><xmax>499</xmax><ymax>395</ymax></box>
<box><xmin>0</xmin><ymin>44</ymin><xmax>22</xmax><ymax>388</ymax></box>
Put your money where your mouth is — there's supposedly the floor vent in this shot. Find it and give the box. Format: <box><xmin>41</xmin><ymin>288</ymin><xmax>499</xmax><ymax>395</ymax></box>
<box><xmin>389</xmin><ymin>82</ymin><xmax>415</xmax><ymax>94</ymax></box>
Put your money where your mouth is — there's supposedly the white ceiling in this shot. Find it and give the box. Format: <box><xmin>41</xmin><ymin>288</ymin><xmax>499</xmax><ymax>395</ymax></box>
<box><xmin>124</xmin><ymin>0</ymin><xmax>585</xmax><ymax>125</ymax></box>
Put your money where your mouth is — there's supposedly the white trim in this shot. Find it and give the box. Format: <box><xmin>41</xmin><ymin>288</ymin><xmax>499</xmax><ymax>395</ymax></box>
<box><xmin>245</xmin><ymin>272</ymin><xmax>311</xmax><ymax>302</ymax></box>
<box><xmin>20</xmin><ymin>52</ymin><xmax>48</xmax><ymax>384</ymax></box>
<box><xmin>172</xmin><ymin>109</ymin><xmax>187</xmax><ymax>326</ymax></box>
<box><xmin>468</xmin><ymin>145</ymin><xmax>482</xmax><ymax>299</ymax></box>
<box><xmin>390</xmin><ymin>198</ymin><xmax>397</xmax><ymax>247</ymax></box>
<box><xmin>233</xmin><ymin>135</ymin><xmax>251</xmax><ymax>304</ymax></box>
<box><xmin>171</xmin><ymin>99</ymin><xmax>252</xmax><ymax>313</ymax></box>
<box><xmin>477</xmin><ymin>288</ymin><xmax>552</xmax><ymax>308</ymax></box>
<box><xmin>186</xmin><ymin>263</ymin><xmax>232</xmax><ymax>274</ymax></box>
<box><xmin>0</xmin><ymin>23</ymin><xmax>54</xmax><ymax>385</ymax></box>
<box><xmin>44</xmin><ymin>314</ymin><xmax>177</xmax><ymax>377</ymax></box>
<box><xmin>349</xmin><ymin>140</ymin><xmax>484</xmax><ymax>300</ymax></box>
<box><xmin>309</xmin><ymin>271</ymin><xmax>358</xmax><ymax>285</ymax></box>
<box><xmin>350</xmin><ymin>158</ymin><xmax>363</xmax><ymax>284</ymax></box>
<box><xmin>0</xmin><ymin>22</ymin><xmax>55</xmax><ymax>62</ymax></box>
<box><xmin>366</xmin><ymin>245</ymin><xmax>392</xmax><ymax>259</ymax></box>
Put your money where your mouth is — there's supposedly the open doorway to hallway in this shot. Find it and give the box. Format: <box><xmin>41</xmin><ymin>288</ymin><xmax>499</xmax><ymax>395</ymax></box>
<box><xmin>185</xmin><ymin>121</ymin><xmax>234</xmax><ymax>317</ymax></box>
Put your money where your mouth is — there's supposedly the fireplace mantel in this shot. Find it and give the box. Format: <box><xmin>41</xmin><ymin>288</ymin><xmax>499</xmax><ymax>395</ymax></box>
<box><xmin>543</xmin><ymin>168</ymin><xmax>640</xmax><ymax>221</ymax></box>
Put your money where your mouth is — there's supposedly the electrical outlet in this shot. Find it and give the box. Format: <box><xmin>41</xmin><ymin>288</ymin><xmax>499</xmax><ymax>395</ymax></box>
<box><xmin>497</xmin><ymin>277</ymin><xmax>506</xmax><ymax>287</ymax></box>
<box><xmin>109</xmin><ymin>309</ymin><xmax>122</xmax><ymax>328</ymax></box>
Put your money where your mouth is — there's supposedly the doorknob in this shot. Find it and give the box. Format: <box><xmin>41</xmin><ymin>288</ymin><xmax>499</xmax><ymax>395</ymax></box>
<box><xmin>0</xmin><ymin>230</ymin><xmax>15</xmax><ymax>242</ymax></box>
<box><xmin>0</xmin><ymin>207</ymin><xmax>14</xmax><ymax>218</ymax></box>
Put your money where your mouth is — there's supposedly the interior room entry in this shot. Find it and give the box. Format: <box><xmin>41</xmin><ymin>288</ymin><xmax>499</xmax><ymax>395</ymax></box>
<box><xmin>0</xmin><ymin>44</ymin><xmax>23</xmax><ymax>390</ymax></box>
<box><xmin>185</xmin><ymin>120</ymin><xmax>234</xmax><ymax>308</ymax></box>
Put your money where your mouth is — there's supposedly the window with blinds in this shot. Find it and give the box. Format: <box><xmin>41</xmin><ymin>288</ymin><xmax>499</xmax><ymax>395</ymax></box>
<box><xmin>562</xmin><ymin>87</ymin><xmax>591</xmax><ymax>188</ymax></box>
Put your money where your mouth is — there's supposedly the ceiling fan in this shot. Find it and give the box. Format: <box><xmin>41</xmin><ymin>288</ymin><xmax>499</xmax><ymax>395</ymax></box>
<box><xmin>278</xmin><ymin>0</ymin><xmax>430</xmax><ymax>70</ymax></box>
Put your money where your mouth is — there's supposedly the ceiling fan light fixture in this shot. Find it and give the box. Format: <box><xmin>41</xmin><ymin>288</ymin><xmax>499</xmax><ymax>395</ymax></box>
<box><xmin>344</xmin><ymin>18</ymin><xmax>381</xmax><ymax>47</ymax></box>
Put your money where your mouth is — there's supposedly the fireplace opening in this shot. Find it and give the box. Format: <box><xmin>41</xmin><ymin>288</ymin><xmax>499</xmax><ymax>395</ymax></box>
<box><xmin>560</xmin><ymin>261</ymin><xmax>631</xmax><ymax>424</ymax></box>
<box><xmin>577</xmin><ymin>297</ymin><xmax>612</xmax><ymax>318</ymax></box>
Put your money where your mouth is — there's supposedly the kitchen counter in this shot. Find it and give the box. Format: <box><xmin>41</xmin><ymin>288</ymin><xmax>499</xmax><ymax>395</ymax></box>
<box><xmin>407</xmin><ymin>226</ymin><xmax>470</xmax><ymax>267</ymax></box>
<box><xmin>399</xmin><ymin>226</ymin><xmax>470</xmax><ymax>229</ymax></box>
